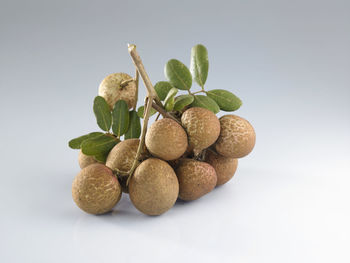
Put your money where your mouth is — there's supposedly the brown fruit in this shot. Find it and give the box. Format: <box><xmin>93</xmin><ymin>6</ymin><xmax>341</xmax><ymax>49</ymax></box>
<box><xmin>78</xmin><ymin>150</ymin><xmax>98</xmax><ymax>169</ymax></box>
<box><xmin>175</xmin><ymin>159</ymin><xmax>217</xmax><ymax>201</ymax></box>
<box><xmin>106</xmin><ymin>139</ymin><xmax>148</xmax><ymax>193</ymax></box>
<box><xmin>98</xmin><ymin>72</ymin><xmax>136</xmax><ymax>109</ymax></box>
<box><xmin>106</xmin><ymin>139</ymin><xmax>148</xmax><ymax>173</ymax></box>
<box><xmin>145</xmin><ymin>118</ymin><xmax>188</xmax><ymax>161</ymax></box>
<box><xmin>205</xmin><ymin>150</ymin><xmax>238</xmax><ymax>186</ymax></box>
<box><xmin>129</xmin><ymin>158</ymin><xmax>179</xmax><ymax>215</ymax></box>
<box><xmin>215</xmin><ymin>115</ymin><xmax>256</xmax><ymax>158</ymax></box>
<box><xmin>181</xmin><ymin>107</ymin><xmax>220</xmax><ymax>155</ymax></box>
<box><xmin>72</xmin><ymin>163</ymin><xmax>122</xmax><ymax>214</ymax></box>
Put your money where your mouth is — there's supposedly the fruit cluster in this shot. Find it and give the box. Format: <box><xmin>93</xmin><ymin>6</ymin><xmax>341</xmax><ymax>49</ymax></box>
<box><xmin>69</xmin><ymin>44</ymin><xmax>256</xmax><ymax>216</ymax></box>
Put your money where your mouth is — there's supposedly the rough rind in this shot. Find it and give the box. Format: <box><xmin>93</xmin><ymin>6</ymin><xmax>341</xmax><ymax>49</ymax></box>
<box><xmin>176</xmin><ymin>159</ymin><xmax>217</xmax><ymax>201</ymax></box>
<box><xmin>205</xmin><ymin>150</ymin><xmax>238</xmax><ymax>186</ymax></box>
<box><xmin>129</xmin><ymin>158</ymin><xmax>179</xmax><ymax>215</ymax></box>
<box><xmin>181</xmin><ymin>107</ymin><xmax>220</xmax><ymax>155</ymax></box>
<box><xmin>78</xmin><ymin>150</ymin><xmax>98</xmax><ymax>169</ymax></box>
<box><xmin>98</xmin><ymin>72</ymin><xmax>137</xmax><ymax>109</ymax></box>
<box><xmin>215</xmin><ymin>115</ymin><xmax>255</xmax><ymax>158</ymax></box>
<box><xmin>106</xmin><ymin>139</ymin><xmax>148</xmax><ymax>174</ymax></box>
<box><xmin>106</xmin><ymin>139</ymin><xmax>148</xmax><ymax>193</ymax></box>
<box><xmin>72</xmin><ymin>164</ymin><xmax>122</xmax><ymax>214</ymax></box>
<box><xmin>145</xmin><ymin>118</ymin><xmax>188</xmax><ymax>161</ymax></box>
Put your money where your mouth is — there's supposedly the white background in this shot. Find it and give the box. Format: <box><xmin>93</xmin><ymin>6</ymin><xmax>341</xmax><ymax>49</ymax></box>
<box><xmin>1</xmin><ymin>0</ymin><xmax>349</xmax><ymax>262</ymax></box>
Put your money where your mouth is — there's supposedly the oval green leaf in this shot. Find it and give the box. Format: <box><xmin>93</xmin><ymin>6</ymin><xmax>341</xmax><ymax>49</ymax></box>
<box><xmin>125</xmin><ymin>110</ymin><xmax>141</xmax><ymax>139</ymax></box>
<box><xmin>164</xmin><ymin>59</ymin><xmax>192</xmax><ymax>90</ymax></box>
<box><xmin>191</xmin><ymin>95</ymin><xmax>220</xmax><ymax>114</ymax></box>
<box><xmin>173</xmin><ymin>95</ymin><xmax>194</xmax><ymax>111</ymax></box>
<box><xmin>206</xmin><ymin>89</ymin><xmax>242</xmax><ymax>111</ymax></box>
<box><xmin>93</xmin><ymin>96</ymin><xmax>112</xmax><ymax>131</ymax></box>
<box><xmin>68</xmin><ymin>132</ymin><xmax>104</xmax><ymax>149</ymax></box>
<box><xmin>81</xmin><ymin>134</ymin><xmax>119</xmax><ymax>163</ymax></box>
<box><xmin>190</xmin><ymin>44</ymin><xmax>209</xmax><ymax>87</ymax></box>
<box><xmin>154</xmin><ymin>81</ymin><xmax>174</xmax><ymax>101</ymax></box>
<box><xmin>137</xmin><ymin>106</ymin><xmax>157</xmax><ymax>118</ymax></box>
<box><xmin>112</xmin><ymin>100</ymin><xmax>129</xmax><ymax>137</ymax></box>
<box><xmin>164</xmin><ymin>88</ymin><xmax>178</xmax><ymax>112</ymax></box>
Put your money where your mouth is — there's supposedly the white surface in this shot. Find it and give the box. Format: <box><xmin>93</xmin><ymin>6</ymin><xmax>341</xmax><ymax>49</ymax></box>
<box><xmin>1</xmin><ymin>0</ymin><xmax>350</xmax><ymax>262</ymax></box>
<box><xmin>2</xmin><ymin>160</ymin><xmax>350</xmax><ymax>263</ymax></box>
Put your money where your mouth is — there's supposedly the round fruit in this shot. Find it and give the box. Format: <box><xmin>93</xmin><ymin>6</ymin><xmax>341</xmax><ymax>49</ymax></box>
<box><xmin>129</xmin><ymin>158</ymin><xmax>179</xmax><ymax>215</ymax></box>
<box><xmin>205</xmin><ymin>150</ymin><xmax>238</xmax><ymax>186</ymax></box>
<box><xmin>106</xmin><ymin>139</ymin><xmax>148</xmax><ymax>173</ymax></box>
<box><xmin>106</xmin><ymin>139</ymin><xmax>148</xmax><ymax>193</ymax></box>
<box><xmin>72</xmin><ymin>163</ymin><xmax>122</xmax><ymax>214</ymax></box>
<box><xmin>78</xmin><ymin>150</ymin><xmax>98</xmax><ymax>169</ymax></box>
<box><xmin>175</xmin><ymin>159</ymin><xmax>217</xmax><ymax>201</ymax></box>
<box><xmin>145</xmin><ymin>118</ymin><xmax>188</xmax><ymax>161</ymax></box>
<box><xmin>215</xmin><ymin>115</ymin><xmax>256</xmax><ymax>158</ymax></box>
<box><xmin>98</xmin><ymin>72</ymin><xmax>136</xmax><ymax>109</ymax></box>
<box><xmin>181</xmin><ymin>107</ymin><xmax>220</xmax><ymax>155</ymax></box>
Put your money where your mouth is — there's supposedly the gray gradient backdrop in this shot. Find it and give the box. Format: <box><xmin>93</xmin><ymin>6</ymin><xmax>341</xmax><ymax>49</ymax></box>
<box><xmin>1</xmin><ymin>0</ymin><xmax>349</xmax><ymax>262</ymax></box>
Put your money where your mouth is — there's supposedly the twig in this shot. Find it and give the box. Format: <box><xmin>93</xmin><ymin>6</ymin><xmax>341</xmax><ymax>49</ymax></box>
<box><xmin>126</xmin><ymin>44</ymin><xmax>158</xmax><ymax>186</ymax></box>
<box><xmin>120</xmin><ymin>78</ymin><xmax>134</xmax><ymax>87</ymax></box>
<box><xmin>151</xmin><ymin>102</ymin><xmax>181</xmax><ymax>125</ymax></box>
<box><xmin>128</xmin><ymin>44</ymin><xmax>163</xmax><ymax>107</ymax></box>
<box><xmin>126</xmin><ymin>96</ymin><xmax>153</xmax><ymax>186</ymax></box>
<box><xmin>133</xmin><ymin>69</ymin><xmax>139</xmax><ymax>109</ymax></box>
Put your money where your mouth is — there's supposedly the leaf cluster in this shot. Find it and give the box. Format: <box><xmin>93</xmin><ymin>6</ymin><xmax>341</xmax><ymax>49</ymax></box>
<box><xmin>68</xmin><ymin>97</ymin><xmax>141</xmax><ymax>162</ymax></box>
<box><xmin>152</xmin><ymin>44</ymin><xmax>242</xmax><ymax>113</ymax></box>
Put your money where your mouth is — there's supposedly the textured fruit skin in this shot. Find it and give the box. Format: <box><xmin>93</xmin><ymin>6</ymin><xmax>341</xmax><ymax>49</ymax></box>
<box><xmin>98</xmin><ymin>73</ymin><xmax>136</xmax><ymax>109</ymax></box>
<box><xmin>205</xmin><ymin>150</ymin><xmax>238</xmax><ymax>186</ymax></box>
<box><xmin>129</xmin><ymin>158</ymin><xmax>179</xmax><ymax>216</ymax></box>
<box><xmin>106</xmin><ymin>139</ymin><xmax>148</xmax><ymax>193</ymax></box>
<box><xmin>145</xmin><ymin>118</ymin><xmax>188</xmax><ymax>161</ymax></box>
<box><xmin>106</xmin><ymin>139</ymin><xmax>148</xmax><ymax>173</ymax></box>
<box><xmin>78</xmin><ymin>150</ymin><xmax>98</xmax><ymax>169</ymax></box>
<box><xmin>215</xmin><ymin>115</ymin><xmax>256</xmax><ymax>158</ymax></box>
<box><xmin>72</xmin><ymin>164</ymin><xmax>122</xmax><ymax>215</ymax></box>
<box><xmin>181</xmin><ymin>107</ymin><xmax>220</xmax><ymax>155</ymax></box>
<box><xmin>175</xmin><ymin>159</ymin><xmax>217</xmax><ymax>201</ymax></box>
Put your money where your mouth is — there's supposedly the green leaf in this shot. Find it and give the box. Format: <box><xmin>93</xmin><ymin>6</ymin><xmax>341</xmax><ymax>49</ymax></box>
<box><xmin>206</xmin><ymin>89</ymin><xmax>242</xmax><ymax>111</ymax></box>
<box><xmin>154</xmin><ymin>81</ymin><xmax>174</xmax><ymax>101</ymax></box>
<box><xmin>137</xmin><ymin>106</ymin><xmax>157</xmax><ymax>118</ymax></box>
<box><xmin>112</xmin><ymin>100</ymin><xmax>129</xmax><ymax>137</ymax></box>
<box><xmin>164</xmin><ymin>88</ymin><xmax>178</xmax><ymax>112</ymax></box>
<box><xmin>81</xmin><ymin>134</ymin><xmax>119</xmax><ymax>163</ymax></box>
<box><xmin>93</xmin><ymin>96</ymin><xmax>112</xmax><ymax>131</ymax></box>
<box><xmin>92</xmin><ymin>153</ymin><xmax>108</xmax><ymax>163</ymax></box>
<box><xmin>68</xmin><ymin>132</ymin><xmax>104</xmax><ymax>149</ymax></box>
<box><xmin>164</xmin><ymin>59</ymin><xmax>192</xmax><ymax>90</ymax></box>
<box><xmin>173</xmin><ymin>95</ymin><xmax>194</xmax><ymax>111</ymax></box>
<box><xmin>191</xmin><ymin>95</ymin><xmax>220</xmax><ymax>114</ymax></box>
<box><xmin>190</xmin><ymin>44</ymin><xmax>209</xmax><ymax>87</ymax></box>
<box><xmin>125</xmin><ymin>110</ymin><xmax>141</xmax><ymax>139</ymax></box>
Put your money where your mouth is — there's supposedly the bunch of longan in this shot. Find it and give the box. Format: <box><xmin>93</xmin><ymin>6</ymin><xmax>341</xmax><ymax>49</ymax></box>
<box><xmin>70</xmin><ymin>45</ymin><xmax>255</xmax><ymax>216</ymax></box>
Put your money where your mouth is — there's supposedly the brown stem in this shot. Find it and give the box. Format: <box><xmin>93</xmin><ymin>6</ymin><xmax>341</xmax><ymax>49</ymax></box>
<box><xmin>151</xmin><ymin>102</ymin><xmax>181</xmax><ymax>125</ymax></box>
<box><xmin>126</xmin><ymin>96</ymin><xmax>153</xmax><ymax>186</ymax></box>
<box><xmin>133</xmin><ymin>69</ymin><xmax>139</xmax><ymax>109</ymax></box>
<box><xmin>126</xmin><ymin>44</ymin><xmax>159</xmax><ymax>186</ymax></box>
<box><xmin>128</xmin><ymin>44</ymin><xmax>162</xmax><ymax>106</ymax></box>
<box><xmin>120</xmin><ymin>78</ymin><xmax>134</xmax><ymax>87</ymax></box>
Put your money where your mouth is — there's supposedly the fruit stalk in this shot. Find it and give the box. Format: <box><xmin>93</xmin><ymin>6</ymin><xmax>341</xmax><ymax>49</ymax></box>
<box><xmin>128</xmin><ymin>44</ymin><xmax>162</xmax><ymax>106</ymax></box>
<box><xmin>133</xmin><ymin>68</ymin><xmax>139</xmax><ymax>109</ymax></box>
<box><xmin>151</xmin><ymin>102</ymin><xmax>181</xmax><ymax>125</ymax></box>
<box><xmin>126</xmin><ymin>44</ymin><xmax>159</xmax><ymax>185</ymax></box>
